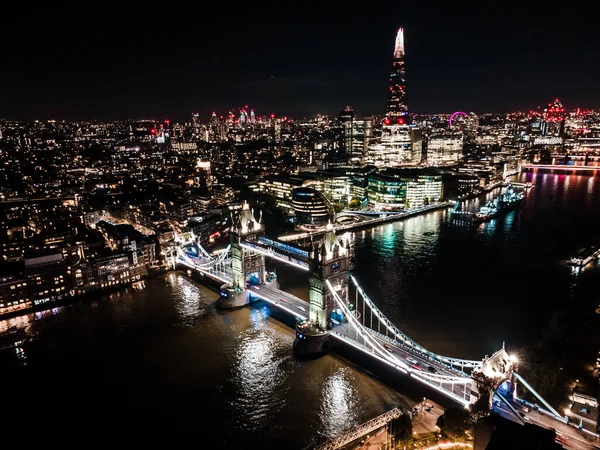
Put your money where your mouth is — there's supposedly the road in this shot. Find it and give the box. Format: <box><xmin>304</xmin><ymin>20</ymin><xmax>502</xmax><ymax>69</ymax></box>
<box><xmin>492</xmin><ymin>394</ymin><xmax>599</xmax><ymax>449</ymax></box>
<box><xmin>333</xmin><ymin>322</ymin><xmax>472</xmax><ymax>403</ymax></box>
<box><xmin>248</xmin><ymin>284</ymin><xmax>308</xmax><ymax>320</ymax></box>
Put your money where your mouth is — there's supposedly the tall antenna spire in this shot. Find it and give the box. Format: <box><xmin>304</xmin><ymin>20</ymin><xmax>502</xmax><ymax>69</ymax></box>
<box><xmin>393</xmin><ymin>27</ymin><xmax>405</xmax><ymax>58</ymax></box>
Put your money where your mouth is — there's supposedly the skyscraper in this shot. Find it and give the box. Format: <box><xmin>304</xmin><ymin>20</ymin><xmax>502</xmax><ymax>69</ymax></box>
<box><xmin>385</xmin><ymin>28</ymin><xmax>408</xmax><ymax>123</ymax></box>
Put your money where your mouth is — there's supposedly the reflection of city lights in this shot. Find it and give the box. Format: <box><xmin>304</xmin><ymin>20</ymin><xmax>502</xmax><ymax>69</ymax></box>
<box><xmin>249</xmin><ymin>306</ymin><xmax>270</xmax><ymax>329</ymax></box>
<box><xmin>0</xmin><ymin>315</ymin><xmax>30</xmax><ymax>333</ymax></box>
<box><xmin>232</xmin><ymin>328</ymin><xmax>288</xmax><ymax>430</ymax></box>
<box><xmin>320</xmin><ymin>370</ymin><xmax>358</xmax><ymax>438</ymax></box>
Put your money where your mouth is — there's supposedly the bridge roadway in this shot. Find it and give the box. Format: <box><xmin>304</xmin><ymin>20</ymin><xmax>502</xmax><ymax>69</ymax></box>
<box><xmin>248</xmin><ymin>284</ymin><xmax>471</xmax><ymax>403</ymax></box>
<box><xmin>492</xmin><ymin>394</ymin><xmax>598</xmax><ymax>449</ymax></box>
<box><xmin>248</xmin><ymin>284</ymin><xmax>309</xmax><ymax>319</ymax></box>
<box><xmin>177</xmin><ymin>254</ymin><xmax>233</xmax><ymax>284</ymax></box>
<box><xmin>332</xmin><ymin>322</ymin><xmax>471</xmax><ymax>402</ymax></box>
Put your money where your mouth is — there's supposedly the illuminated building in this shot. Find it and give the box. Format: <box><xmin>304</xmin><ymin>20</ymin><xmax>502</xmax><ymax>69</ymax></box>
<box><xmin>542</xmin><ymin>98</ymin><xmax>566</xmax><ymax>137</ymax></box>
<box><xmin>405</xmin><ymin>175</ymin><xmax>442</xmax><ymax>208</ymax></box>
<box><xmin>254</xmin><ymin>175</ymin><xmax>309</xmax><ymax>211</ymax></box>
<box><xmin>291</xmin><ymin>188</ymin><xmax>334</xmax><ymax>231</ymax></box>
<box><xmin>322</xmin><ymin>176</ymin><xmax>349</xmax><ymax>205</ymax></box>
<box><xmin>385</xmin><ymin>28</ymin><xmax>409</xmax><ymax>122</ymax></box>
<box><xmin>208</xmin><ymin>112</ymin><xmax>229</xmax><ymax>142</ymax></box>
<box><xmin>339</xmin><ymin>107</ymin><xmax>354</xmax><ymax>161</ymax></box>
<box><xmin>426</xmin><ymin>134</ymin><xmax>464</xmax><ymax>165</ymax></box>
<box><xmin>192</xmin><ymin>112</ymin><xmax>202</xmax><ymax>136</ymax></box>
<box><xmin>195</xmin><ymin>160</ymin><xmax>212</xmax><ymax>189</ymax></box>
<box><xmin>339</xmin><ymin>107</ymin><xmax>373</xmax><ymax>164</ymax></box>
<box><xmin>24</xmin><ymin>252</ymin><xmax>71</xmax><ymax>305</ymax></box>
<box><xmin>543</xmin><ymin>98</ymin><xmax>565</xmax><ymax>123</ymax></box>
<box><xmin>366</xmin><ymin>174</ymin><xmax>406</xmax><ymax>210</ymax></box>
<box><xmin>367</xmin><ymin>171</ymin><xmax>442</xmax><ymax>210</ymax></box>
<box><xmin>0</xmin><ymin>275</ymin><xmax>29</xmax><ymax>314</ymax></box>
<box><xmin>366</xmin><ymin>124</ymin><xmax>412</xmax><ymax>166</ymax></box>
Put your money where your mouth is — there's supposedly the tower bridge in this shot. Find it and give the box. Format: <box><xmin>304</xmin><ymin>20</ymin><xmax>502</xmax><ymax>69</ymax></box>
<box><xmin>175</xmin><ymin>201</ymin><xmax>569</xmax><ymax>428</ymax></box>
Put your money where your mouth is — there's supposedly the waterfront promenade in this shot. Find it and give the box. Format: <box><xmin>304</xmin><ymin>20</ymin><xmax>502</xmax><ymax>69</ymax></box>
<box><xmin>278</xmin><ymin>202</ymin><xmax>453</xmax><ymax>242</ymax></box>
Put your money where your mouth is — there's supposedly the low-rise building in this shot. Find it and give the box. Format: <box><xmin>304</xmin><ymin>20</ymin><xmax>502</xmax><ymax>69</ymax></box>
<box><xmin>366</xmin><ymin>170</ymin><xmax>443</xmax><ymax>210</ymax></box>
<box><xmin>567</xmin><ymin>393</ymin><xmax>598</xmax><ymax>434</ymax></box>
<box><xmin>24</xmin><ymin>251</ymin><xmax>71</xmax><ymax>307</ymax></box>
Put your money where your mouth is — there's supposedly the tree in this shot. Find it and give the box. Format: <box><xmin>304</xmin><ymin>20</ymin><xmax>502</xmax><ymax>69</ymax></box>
<box><xmin>332</xmin><ymin>202</ymin><xmax>345</xmax><ymax>213</ymax></box>
<box><xmin>436</xmin><ymin>406</ymin><xmax>470</xmax><ymax>438</ymax></box>
<box><xmin>348</xmin><ymin>197</ymin><xmax>361</xmax><ymax>210</ymax></box>
<box><xmin>469</xmin><ymin>389</ymin><xmax>491</xmax><ymax>422</ymax></box>
<box><xmin>423</xmin><ymin>197</ymin><xmax>429</xmax><ymax>206</ymax></box>
<box><xmin>391</xmin><ymin>413</ymin><xmax>412</xmax><ymax>443</ymax></box>
<box><xmin>405</xmin><ymin>199</ymin><xmax>410</xmax><ymax>209</ymax></box>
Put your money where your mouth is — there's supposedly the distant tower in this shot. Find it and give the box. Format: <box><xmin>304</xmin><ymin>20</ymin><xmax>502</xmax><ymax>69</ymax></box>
<box><xmin>385</xmin><ymin>28</ymin><xmax>409</xmax><ymax>123</ymax></box>
<box><xmin>339</xmin><ymin>106</ymin><xmax>354</xmax><ymax>161</ymax></box>
<box><xmin>250</xmin><ymin>110</ymin><xmax>255</xmax><ymax>124</ymax></box>
<box><xmin>195</xmin><ymin>160</ymin><xmax>212</xmax><ymax>190</ymax></box>
<box><xmin>192</xmin><ymin>112</ymin><xmax>202</xmax><ymax>136</ymax></box>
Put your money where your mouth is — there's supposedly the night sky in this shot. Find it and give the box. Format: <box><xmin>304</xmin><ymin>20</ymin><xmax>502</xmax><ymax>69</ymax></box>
<box><xmin>1</xmin><ymin>4</ymin><xmax>598</xmax><ymax>121</ymax></box>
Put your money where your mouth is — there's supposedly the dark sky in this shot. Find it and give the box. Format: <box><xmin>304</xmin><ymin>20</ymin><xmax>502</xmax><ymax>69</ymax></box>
<box><xmin>1</xmin><ymin>3</ymin><xmax>598</xmax><ymax>121</ymax></box>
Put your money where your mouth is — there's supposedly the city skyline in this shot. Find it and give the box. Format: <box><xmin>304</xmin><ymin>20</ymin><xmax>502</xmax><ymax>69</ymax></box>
<box><xmin>1</xmin><ymin>5</ymin><xmax>599</xmax><ymax>121</ymax></box>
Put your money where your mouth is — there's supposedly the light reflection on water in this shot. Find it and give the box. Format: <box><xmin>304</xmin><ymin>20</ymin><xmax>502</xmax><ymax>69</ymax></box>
<box><xmin>319</xmin><ymin>368</ymin><xmax>360</xmax><ymax>439</ymax></box>
<box><xmin>231</xmin><ymin>318</ymin><xmax>291</xmax><ymax>431</ymax></box>
<box><xmin>2</xmin><ymin>265</ymin><xmax>410</xmax><ymax>450</ymax></box>
<box><xmin>4</xmin><ymin>172</ymin><xmax>600</xmax><ymax>448</ymax></box>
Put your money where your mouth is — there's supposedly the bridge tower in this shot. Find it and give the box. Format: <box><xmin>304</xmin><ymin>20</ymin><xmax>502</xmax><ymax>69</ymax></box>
<box><xmin>217</xmin><ymin>201</ymin><xmax>267</xmax><ymax>308</ymax></box>
<box><xmin>293</xmin><ymin>224</ymin><xmax>350</xmax><ymax>357</ymax></box>
<box><xmin>470</xmin><ymin>345</ymin><xmax>516</xmax><ymax>407</ymax></box>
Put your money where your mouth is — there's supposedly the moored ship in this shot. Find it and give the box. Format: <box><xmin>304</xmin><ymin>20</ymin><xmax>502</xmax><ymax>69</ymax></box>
<box><xmin>474</xmin><ymin>185</ymin><xmax>524</xmax><ymax>223</ymax></box>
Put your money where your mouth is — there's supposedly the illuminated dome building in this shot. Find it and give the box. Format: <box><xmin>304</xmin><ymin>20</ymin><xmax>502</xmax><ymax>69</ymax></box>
<box><xmin>291</xmin><ymin>188</ymin><xmax>334</xmax><ymax>231</ymax></box>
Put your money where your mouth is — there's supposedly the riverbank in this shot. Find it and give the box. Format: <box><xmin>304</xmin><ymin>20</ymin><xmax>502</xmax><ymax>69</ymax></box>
<box><xmin>0</xmin><ymin>266</ymin><xmax>169</xmax><ymax>322</ymax></box>
<box><xmin>278</xmin><ymin>202</ymin><xmax>453</xmax><ymax>242</ymax></box>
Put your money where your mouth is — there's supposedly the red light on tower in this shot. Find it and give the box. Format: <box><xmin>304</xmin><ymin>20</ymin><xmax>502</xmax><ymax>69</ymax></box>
<box><xmin>150</xmin><ymin>128</ymin><xmax>156</xmax><ymax>134</ymax></box>
<box><xmin>384</xmin><ymin>118</ymin><xmax>390</xmax><ymax>125</ymax></box>
<box><xmin>270</xmin><ymin>114</ymin><xmax>275</xmax><ymax>118</ymax></box>
<box><xmin>397</xmin><ymin>118</ymin><xmax>404</xmax><ymax>124</ymax></box>
<box><xmin>165</xmin><ymin>120</ymin><xmax>170</xmax><ymax>124</ymax></box>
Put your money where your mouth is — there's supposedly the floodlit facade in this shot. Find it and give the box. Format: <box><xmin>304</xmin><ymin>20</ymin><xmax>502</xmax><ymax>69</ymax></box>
<box><xmin>366</xmin><ymin>124</ymin><xmax>412</xmax><ymax>166</ymax></box>
<box><xmin>427</xmin><ymin>134</ymin><xmax>464</xmax><ymax>165</ymax></box>
<box><xmin>367</xmin><ymin>172</ymin><xmax>442</xmax><ymax>210</ymax></box>
<box><xmin>291</xmin><ymin>188</ymin><xmax>334</xmax><ymax>230</ymax></box>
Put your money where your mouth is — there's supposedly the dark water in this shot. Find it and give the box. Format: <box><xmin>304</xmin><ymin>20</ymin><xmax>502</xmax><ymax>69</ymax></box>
<box><xmin>2</xmin><ymin>172</ymin><xmax>600</xmax><ymax>446</ymax></box>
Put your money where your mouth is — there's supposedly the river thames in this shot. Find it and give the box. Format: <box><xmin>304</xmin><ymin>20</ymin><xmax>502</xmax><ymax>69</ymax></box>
<box><xmin>2</xmin><ymin>171</ymin><xmax>600</xmax><ymax>448</ymax></box>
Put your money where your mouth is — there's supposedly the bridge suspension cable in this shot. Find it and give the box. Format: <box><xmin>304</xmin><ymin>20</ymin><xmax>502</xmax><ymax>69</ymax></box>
<box><xmin>325</xmin><ymin>280</ymin><xmax>409</xmax><ymax>372</ymax></box>
<box><xmin>327</xmin><ymin>280</ymin><xmax>472</xmax><ymax>405</ymax></box>
<box><xmin>350</xmin><ymin>275</ymin><xmax>482</xmax><ymax>370</ymax></box>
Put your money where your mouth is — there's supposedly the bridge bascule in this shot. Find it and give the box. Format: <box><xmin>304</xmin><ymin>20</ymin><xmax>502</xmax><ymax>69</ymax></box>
<box><xmin>175</xmin><ymin>201</ymin><xmax>565</xmax><ymax>422</ymax></box>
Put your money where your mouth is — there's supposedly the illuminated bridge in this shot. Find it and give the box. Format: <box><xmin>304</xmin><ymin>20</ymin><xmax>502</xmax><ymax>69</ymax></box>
<box><xmin>175</xmin><ymin>201</ymin><xmax>574</xmax><ymax>431</ymax></box>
